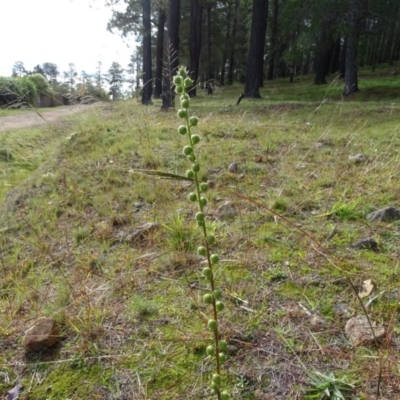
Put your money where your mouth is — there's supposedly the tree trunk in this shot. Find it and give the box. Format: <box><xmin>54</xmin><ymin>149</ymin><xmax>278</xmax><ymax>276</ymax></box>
<box><xmin>343</xmin><ymin>0</ymin><xmax>363</xmax><ymax>96</ymax></box>
<box><xmin>244</xmin><ymin>0</ymin><xmax>269</xmax><ymax>98</ymax></box>
<box><xmin>314</xmin><ymin>49</ymin><xmax>330</xmax><ymax>84</ymax></box>
<box><xmin>188</xmin><ymin>0</ymin><xmax>203</xmax><ymax>96</ymax></box>
<box><xmin>154</xmin><ymin>8</ymin><xmax>165</xmax><ymax>99</ymax></box>
<box><xmin>267</xmin><ymin>0</ymin><xmax>279</xmax><ymax>80</ymax></box>
<box><xmin>227</xmin><ymin>0</ymin><xmax>239</xmax><ymax>85</ymax></box>
<box><xmin>329</xmin><ymin>38</ymin><xmax>341</xmax><ymax>74</ymax></box>
<box><xmin>220</xmin><ymin>3</ymin><xmax>233</xmax><ymax>86</ymax></box>
<box><xmin>206</xmin><ymin>5</ymin><xmax>214</xmax><ymax>94</ymax></box>
<box><xmin>162</xmin><ymin>0</ymin><xmax>180</xmax><ymax>109</ymax></box>
<box><xmin>339</xmin><ymin>37</ymin><xmax>347</xmax><ymax>78</ymax></box>
<box><xmin>168</xmin><ymin>0</ymin><xmax>180</xmax><ymax>77</ymax></box>
<box><xmin>141</xmin><ymin>0</ymin><xmax>152</xmax><ymax>105</ymax></box>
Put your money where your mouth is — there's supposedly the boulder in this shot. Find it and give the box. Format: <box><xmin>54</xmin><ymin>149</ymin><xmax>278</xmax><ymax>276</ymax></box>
<box><xmin>24</xmin><ymin>317</ymin><xmax>60</xmax><ymax>352</ymax></box>
<box><xmin>228</xmin><ymin>161</ymin><xmax>238</xmax><ymax>173</ymax></box>
<box><xmin>345</xmin><ymin>315</ymin><xmax>386</xmax><ymax>347</ymax></box>
<box><xmin>367</xmin><ymin>207</ymin><xmax>400</xmax><ymax>222</ymax></box>
<box><xmin>353</xmin><ymin>238</ymin><xmax>378</xmax><ymax>251</ymax></box>
<box><xmin>215</xmin><ymin>201</ymin><xmax>237</xmax><ymax>220</ymax></box>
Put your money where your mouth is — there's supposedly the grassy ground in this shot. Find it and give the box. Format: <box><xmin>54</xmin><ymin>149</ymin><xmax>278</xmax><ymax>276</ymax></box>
<box><xmin>1</xmin><ymin>66</ymin><xmax>400</xmax><ymax>399</ymax></box>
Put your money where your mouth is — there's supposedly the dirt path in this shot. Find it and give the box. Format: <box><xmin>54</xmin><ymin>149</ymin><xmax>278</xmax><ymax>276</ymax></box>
<box><xmin>0</xmin><ymin>103</ymin><xmax>102</xmax><ymax>132</ymax></box>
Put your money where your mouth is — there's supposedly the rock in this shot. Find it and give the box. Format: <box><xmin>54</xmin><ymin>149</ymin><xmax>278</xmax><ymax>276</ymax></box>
<box><xmin>309</xmin><ymin>315</ymin><xmax>328</xmax><ymax>331</ymax></box>
<box><xmin>24</xmin><ymin>317</ymin><xmax>60</xmax><ymax>352</ymax></box>
<box><xmin>367</xmin><ymin>206</ymin><xmax>400</xmax><ymax>222</ymax></box>
<box><xmin>349</xmin><ymin>153</ymin><xmax>367</xmax><ymax>163</ymax></box>
<box><xmin>227</xmin><ymin>344</ymin><xmax>239</xmax><ymax>355</ymax></box>
<box><xmin>353</xmin><ymin>238</ymin><xmax>378</xmax><ymax>251</ymax></box>
<box><xmin>228</xmin><ymin>161</ymin><xmax>238</xmax><ymax>173</ymax></box>
<box><xmin>334</xmin><ymin>302</ymin><xmax>352</xmax><ymax>319</ymax></box>
<box><xmin>345</xmin><ymin>315</ymin><xmax>386</xmax><ymax>347</ymax></box>
<box><xmin>119</xmin><ymin>222</ymin><xmax>160</xmax><ymax>243</ymax></box>
<box><xmin>215</xmin><ymin>201</ymin><xmax>237</xmax><ymax>220</ymax></box>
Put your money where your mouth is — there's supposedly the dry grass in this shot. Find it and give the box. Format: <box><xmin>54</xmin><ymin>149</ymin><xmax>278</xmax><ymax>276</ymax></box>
<box><xmin>1</xmin><ymin>67</ymin><xmax>400</xmax><ymax>399</ymax></box>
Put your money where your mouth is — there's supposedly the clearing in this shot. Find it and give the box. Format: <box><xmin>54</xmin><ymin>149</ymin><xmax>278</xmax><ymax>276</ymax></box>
<box><xmin>1</xmin><ymin>71</ymin><xmax>400</xmax><ymax>400</ymax></box>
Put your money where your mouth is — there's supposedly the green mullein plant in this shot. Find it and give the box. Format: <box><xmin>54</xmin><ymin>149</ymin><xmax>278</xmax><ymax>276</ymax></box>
<box><xmin>173</xmin><ymin>66</ymin><xmax>229</xmax><ymax>400</ymax></box>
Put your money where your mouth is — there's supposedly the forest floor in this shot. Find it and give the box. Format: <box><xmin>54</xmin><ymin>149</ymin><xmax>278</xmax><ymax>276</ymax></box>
<box><xmin>1</xmin><ymin>67</ymin><xmax>400</xmax><ymax>400</ymax></box>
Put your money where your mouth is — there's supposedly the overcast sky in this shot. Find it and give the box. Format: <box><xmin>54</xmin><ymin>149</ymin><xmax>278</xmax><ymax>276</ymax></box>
<box><xmin>0</xmin><ymin>0</ymin><xmax>135</xmax><ymax>78</ymax></box>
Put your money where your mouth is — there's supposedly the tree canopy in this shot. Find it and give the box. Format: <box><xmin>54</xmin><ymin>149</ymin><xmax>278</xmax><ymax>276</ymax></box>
<box><xmin>105</xmin><ymin>0</ymin><xmax>400</xmax><ymax>100</ymax></box>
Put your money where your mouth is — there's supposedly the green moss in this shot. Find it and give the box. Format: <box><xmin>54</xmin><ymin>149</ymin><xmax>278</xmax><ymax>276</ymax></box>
<box><xmin>28</xmin><ymin>363</ymin><xmax>111</xmax><ymax>400</ymax></box>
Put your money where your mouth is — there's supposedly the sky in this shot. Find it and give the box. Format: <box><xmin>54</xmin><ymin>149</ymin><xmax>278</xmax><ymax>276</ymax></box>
<box><xmin>0</xmin><ymin>0</ymin><xmax>135</xmax><ymax>78</ymax></box>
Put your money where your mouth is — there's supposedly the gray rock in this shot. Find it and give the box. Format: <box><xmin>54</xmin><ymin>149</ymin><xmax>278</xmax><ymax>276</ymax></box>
<box><xmin>309</xmin><ymin>315</ymin><xmax>328</xmax><ymax>331</ymax></box>
<box><xmin>215</xmin><ymin>201</ymin><xmax>237</xmax><ymax>220</ymax></box>
<box><xmin>367</xmin><ymin>206</ymin><xmax>400</xmax><ymax>222</ymax></box>
<box><xmin>228</xmin><ymin>161</ymin><xmax>238</xmax><ymax>173</ymax></box>
<box><xmin>345</xmin><ymin>315</ymin><xmax>386</xmax><ymax>347</ymax></box>
<box><xmin>349</xmin><ymin>153</ymin><xmax>367</xmax><ymax>163</ymax></box>
<box><xmin>24</xmin><ymin>317</ymin><xmax>60</xmax><ymax>352</ymax></box>
<box><xmin>353</xmin><ymin>238</ymin><xmax>379</xmax><ymax>251</ymax></box>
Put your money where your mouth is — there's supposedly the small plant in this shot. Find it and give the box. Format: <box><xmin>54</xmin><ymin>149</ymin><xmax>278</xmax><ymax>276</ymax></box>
<box><xmin>173</xmin><ymin>67</ymin><xmax>229</xmax><ymax>400</ymax></box>
<box><xmin>306</xmin><ymin>371</ymin><xmax>356</xmax><ymax>400</ymax></box>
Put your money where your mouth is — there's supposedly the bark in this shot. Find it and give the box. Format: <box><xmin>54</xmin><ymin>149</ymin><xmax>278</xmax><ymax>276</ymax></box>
<box><xmin>343</xmin><ymin>0</ymin><xmax>363</xmax><ymax>96</ymax></box>
<box><xmin>339</xmin><ymin>37</ymin><xmax>347</xmax><ymax>78</ymax></box>
<box><xmin>168</xmin><ymin>0</ymin><xmax>180</xmax><ymax>77</ymax></box>
<box><xmin>141</xmin><ymin>0</ymin><xmax>152</xmax><ymax>105</ymax></box>
<box><xmin>220</xmin><ymin>3</ymin><xmax>233</xmax><ymax>86</ymax></box>
<box><xmin>162</xmin><ymin>0</ymin><xmax>180</xmax><ymax>109</ymax></box>
<box><xmin>206</xmin><ymin>5</ymin><xmax>214</xmax><ymax>94</ymax></box>
<box><xmin>267</xmin><ymin>0</ymin><xmax>279</xmax><ymax>80</ymax></box>
<box><xmin>314</xmin><ymin>49</ymin><xmax>330</xmax><ymax>85</ymax></box>
<box><xmin>188</xmin><ymin>0</ymin><xmax>203</xmax><ymax>96</ymax></box>
<box><xmin>244</xmin><ymin>0</ymin><xmax>269</xmax><ymax>98</ymax></box>
<box><xmin>154</xmin><ymin>8</ymin><xmax>165</xmax><ymax>99</ymax></box>
<box><xmin>227</xmin><ymin>0</ymin><xmax>239</xmax><ymax>85</ymax></box>
<box><xmin>329</xmin><ymin>38</ymin><xmax>341</xmax><ymax>74</ymax></box>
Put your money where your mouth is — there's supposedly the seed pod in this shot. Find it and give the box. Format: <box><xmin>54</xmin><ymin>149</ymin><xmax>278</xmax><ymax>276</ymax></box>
<box><xmin>200</xmin><ymin>182</ymin><xmax>209</xmax><ymax>192</ymax></box>
<box><xmin>181</xmin><ymin>99</ymin><xmax>189</xmax><ymax>108</ymax></box>
<box><xmin>203</xmin><ymin>294</ymin><xmax>213</xmax><ymax>304</ymax></box>
<box><xmin>202</xmin><ymin>267</ymin><xmax>213</xmax><ymax>279</ymax></box>
<box><xmin>207</xmin><ymin>234</ymin><xmax>215</xmax><ymax>245</ymax></box>
<box><xmin>175</xmin><ymin>85</ymin><xmax>183</xmax><ymax>94</ymax></box>
<box><xmin>210</xmin><ymin>254</ymin><xmax>219</xmax><ymax>264</ymax></box>
<box><xmin>183</xmin><ymin>146</ymin><xmax>193</xmax><ymax>155</ymax></box>
<box><xmin>184</xmin><ymin>77</ymin><xmax>194</xmax><ymax>88</ymax></box>
<box><xmin>178</xmin><ymin>109</ymin><xmax>187</xmax><ymax>119</ymax></box>
<box><xmin>219</xmin><ymin>340</ymin><xmax>228</xmax><ymax>352</ymax></box>
<box><xmin>210</xmin><ymin>382</ymin><xmax>219</xmax><ymax>394</ymax></box>
<box><xmin>189</xmin><ymin>192</ymin><xmax>197</xmax><ymax>202</ymax></box>
<box><xmin>178</xmin><ymin>125</ymin><xmax>187</xmax><ymax>135</ymax></box>
<box><xmin>173</xmin><ymin>76</ymin><xmax>182</xmax><ymax>85</ymax></box>
<box><xmin>197</xmin><ymin>246</ymin><xmax>207</xmax><ymax>256</ymax></box>
<box><xmin>212</xmin><ymin>374</ymin><xmax>221</xmax><ymax>387</ymax></box>
<box><xmin>221</xmin><ymin>391</ymin><xmax>230</xmax><ymax>400</ymax></box>
<box><xmin>219</xmin><ymin>352</ymin><xmax>227</xmax><ymax>363</ymax></box>
<box><xmin>206</xmin><ymin>345</ymin><xmax>215</xmax><ymax>356</ymax></box>
<box><xmin>179</xmin><ymin>68</ymin><xmax>188</xmax><ymax>78</ymax></box>
<box><xmin>195</xmin><ymin>212</ymin><xmax>205</xmax><ymax>222</ymax></box>
<box><xmin>213</xmin><ymin>289</ymin><xmax>222</xmax><ymax>299</ymax></box>
<box><xmin>187</xmin><ymin>154</ymin><xmax>196</xmax><ymax>162</ymax></box>
<box><xmin>191</xmin><ymin>134</ymin><xmax>200</xmax><ymax>145</ymax></box>
<box><xmin>186</xmin><ymin>170</ymin><xmax>195</xmax><ymax>179</ymax></box>
<box><xmin>200</xmin><ymin>197</ymin><xmax>208</xmax><ymax>207</ymax></box>
<box><xmin>208</xmin><ymin>319</ymin><xmax>218</xmax><ymax>332</ymax></box>
<box><xmin>216</xmin><ymin>301</ymin><xmax>225</xmax><ymax>311</ymax></box>
<box><xmin>189</xmin><ymin>116</ymin><xmax>199</xmax><ymax>126</ymax></box>
<box><xmin>192</xmin><ymin>162</ymin><xmax>200</xmax><ymax>173</ymax></box>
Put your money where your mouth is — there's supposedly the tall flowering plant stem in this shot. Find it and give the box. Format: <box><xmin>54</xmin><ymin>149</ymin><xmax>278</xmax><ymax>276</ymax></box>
<box><xmin>173</xmin><ymin>67</ymin><xmax>229</xmax><ymax>400</ymax></box>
